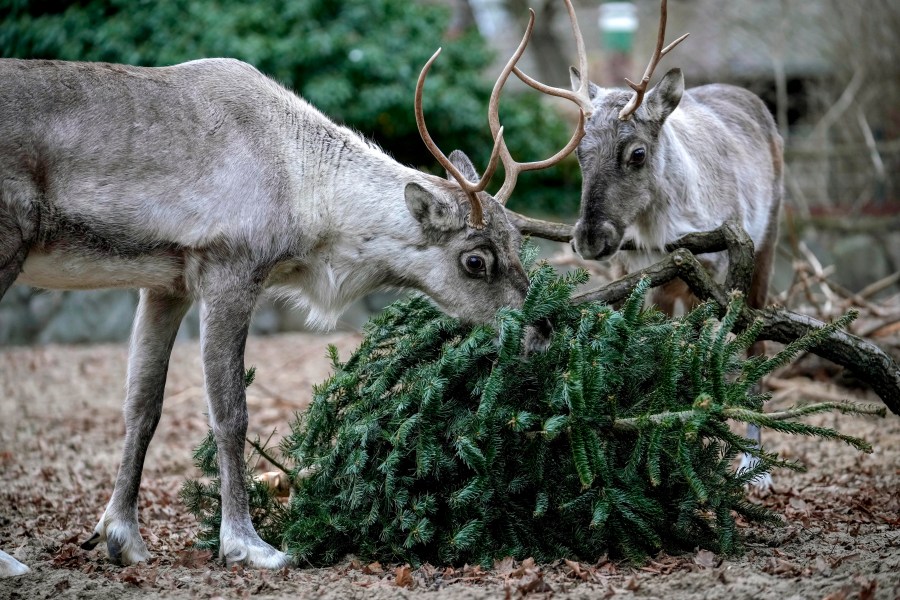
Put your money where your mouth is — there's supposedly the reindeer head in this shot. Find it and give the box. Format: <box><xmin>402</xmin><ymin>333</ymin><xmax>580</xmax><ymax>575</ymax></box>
<box><xmin>402</xmin><ymin>152</ymin><xmax>529</xmax><ymax>324</ymax></box>
<box><xmin>570</xmin><ymin>68</ymin><xmax>685</xmax><ymax>260</ymax></box>
<box><xmin>411</xmin><ymin>0</ymin><xmax>593</xmax><ymax>325</ymax></box>
<box><xmin>569</xmin><ymin>0</ymin><xmax>688</xmax><ymax>261</ymax></box>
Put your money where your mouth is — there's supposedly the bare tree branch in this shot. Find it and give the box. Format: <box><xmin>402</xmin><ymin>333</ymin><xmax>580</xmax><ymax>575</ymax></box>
<box><xmin>505</xmin><ymin>208</ymin><xmax>573</xmax><ymax>242</ymax></box>
<box><xmin>545</xmin><ymin>221</ymin><xmax>900</xmax><ymax>416</ymax></box>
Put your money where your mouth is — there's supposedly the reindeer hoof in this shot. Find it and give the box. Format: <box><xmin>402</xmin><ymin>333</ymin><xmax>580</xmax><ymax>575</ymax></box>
<box><xmin>80</xmin><ymin>531</ymin><xmax>102</xmax><ymax>551</ymax></box>
<box><xmin>0</xmin><ymin>550</ymin><xmax>29</xmax><ymax>578</ymax></box>
<box><xmin>84</xmin><ymin>512</ymin><xmax>151</xmax><ymax>565</ymax></box>
<box><xmin>220</xmin><ymin>534</ymin><xmax>293</xmax><ymax>569</ymax></box>
<box><xmin>738</xmin><ymin>453</ymin><xmax>774</xmax><ymax>492</ymax></box>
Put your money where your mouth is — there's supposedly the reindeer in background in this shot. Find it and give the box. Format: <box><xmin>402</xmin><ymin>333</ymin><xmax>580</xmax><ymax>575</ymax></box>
<box><xmin>568</xmin><ymin>0</ymin><xmax>784</xmax><ymax>486</ymax></box>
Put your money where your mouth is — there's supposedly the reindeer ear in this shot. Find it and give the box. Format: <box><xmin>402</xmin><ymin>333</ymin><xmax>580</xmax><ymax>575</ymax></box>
<box><xmin>569</xmin><ymin>66</ymin><xmax>600</xmax><ymax>100</ymax></box>
<box><xmin>405</xmin><ymin>182</ymin><xmax>464</xmax><ymax>235</ymax></box>
<box><xmin>646</xmin><ymin>68</ymin><xmax>684</xmax><ymax>123</ymax></box>
<box><xmin>447</xmin><ymin>150</ymin><xmax>480</xmax><ymax>184</ymax></box>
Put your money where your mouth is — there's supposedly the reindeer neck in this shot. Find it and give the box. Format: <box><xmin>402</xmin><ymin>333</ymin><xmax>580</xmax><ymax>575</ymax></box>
<box><xmin>632</xmin><ymin>116</ymin><xmax>722</xmax><ymax>251</ymax></box>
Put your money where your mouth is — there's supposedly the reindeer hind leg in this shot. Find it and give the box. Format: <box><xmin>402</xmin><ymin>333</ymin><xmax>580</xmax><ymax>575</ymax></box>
<box><xmin>82</xmin><ymin>289</ymin><xmax>192</xmax><ymax>564</ymax></box>
<box><xmin>739</xmin><ymin>234</ymin><xmax>779</xmax><ymax>491</ymax></box>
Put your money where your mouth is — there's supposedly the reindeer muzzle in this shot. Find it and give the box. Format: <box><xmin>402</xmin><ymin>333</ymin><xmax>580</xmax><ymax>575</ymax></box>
<box><xmin>572</xmin><ymin>220</ymin><xmax>623</xmax><ymax>261</ymax></box>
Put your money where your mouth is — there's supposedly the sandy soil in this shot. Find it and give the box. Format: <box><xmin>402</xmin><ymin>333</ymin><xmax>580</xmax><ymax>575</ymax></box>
<box><xmin>1</xmin><ymin>333</ymin><xmax>898</xmax><ymax>599</ymax></box>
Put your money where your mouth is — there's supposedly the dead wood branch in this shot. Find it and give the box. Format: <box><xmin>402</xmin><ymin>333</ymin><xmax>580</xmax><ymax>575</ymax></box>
<box><xmin>517</xmin><ymin>218</ymin><xmax>900</xmax><ymax>415</ymax></box>
<box><xmin>505</xmin><ymin>210</ymin><xmax>574</xmax><ymax>243</ymax></box>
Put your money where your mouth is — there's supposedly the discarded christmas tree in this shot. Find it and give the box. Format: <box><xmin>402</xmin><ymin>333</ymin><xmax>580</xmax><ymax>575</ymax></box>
<box><xmin>182</xmin><ymin>247</ymin><xmax>884</xmax><ymax>566</ymax></box>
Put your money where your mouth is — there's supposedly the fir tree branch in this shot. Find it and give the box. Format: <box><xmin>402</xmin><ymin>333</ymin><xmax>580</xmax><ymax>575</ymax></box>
<box><xmin>247</xmin><ymin>437</ymin><xmax>295</xmax><ymax>485</ymax></box>
<box><xmin>613</xmin><ymin>402</ymin><xmax>885</xmax><ymax>432</ymax></box>
<box><xmin>565</xmin><ymin>221</ymin><xmax>900</xmax><ymax>416</ymax></box>
<box><xmin>716</xmin><ymin>402</ymin><xmax>879</xmax><ymax>454</ymax></box>
<box><xmin>749</xmin><ymin>309</ymin><xmax>900</xmax><ymax>415</ymax></box>
<box><xmin>725</xmin><ymin>402</ymin><xmax>886</xmax><ymax>421</ymax></box>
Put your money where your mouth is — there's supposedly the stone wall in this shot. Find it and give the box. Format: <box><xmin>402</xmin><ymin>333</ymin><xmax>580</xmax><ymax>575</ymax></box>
<box><xmin>1</xmin><ymin>226</ymin><xmax>896</xmax><ymax>346</ymax></box>
<box><xmin>0</xmin><ymin>287</ymin><xmax>400</xmax><ymax>346</ymax></box>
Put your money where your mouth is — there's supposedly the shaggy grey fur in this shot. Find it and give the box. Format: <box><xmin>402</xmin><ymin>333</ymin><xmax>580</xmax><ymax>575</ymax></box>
<box><xmin>0</xmin><ymin>57</ymin><xmax>531</xmax><ymax>570</ymax></box>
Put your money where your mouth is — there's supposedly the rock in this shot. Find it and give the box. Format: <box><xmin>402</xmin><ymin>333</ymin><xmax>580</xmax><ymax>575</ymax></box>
<box><xmin>831</xmin><ymin>234</ymin><xmax>891</xmax><ymax>293</ymax></box>
<box><xmin>36</xmin><ymin>290</ymin><xmax>138</xmax><ymax>345</ymax></box>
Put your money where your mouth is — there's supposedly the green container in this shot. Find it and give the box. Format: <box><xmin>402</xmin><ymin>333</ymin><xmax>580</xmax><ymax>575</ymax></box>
<box><xmin>602</xmin><ymin>29</ymin><xmax>634</xmax><ymax>52</ymax></box>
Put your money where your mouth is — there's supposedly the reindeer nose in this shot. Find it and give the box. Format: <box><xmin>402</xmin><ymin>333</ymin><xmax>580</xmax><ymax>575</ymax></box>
<box><xmin>573</xmin><ymin>220</ymin><xmax>622</xmax><ymax>260</ymax></box>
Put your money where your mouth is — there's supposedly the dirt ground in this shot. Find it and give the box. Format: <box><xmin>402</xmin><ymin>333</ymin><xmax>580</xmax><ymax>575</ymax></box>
<box><xmin>1</xmin><ymin>332</ymin><xmax>898</xmax><ymax>600</ymax></box>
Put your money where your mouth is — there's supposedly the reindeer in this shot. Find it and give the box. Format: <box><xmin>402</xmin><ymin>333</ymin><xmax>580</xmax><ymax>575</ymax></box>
<box><xmin>0</xmin><ymin>1</ymin><xmax>593</xmax><ymax>574</ymax></box>
<box><xmin>568</xmin><ymin>0</ymin><xmax>783</xmax><ymax>485</ymax></box>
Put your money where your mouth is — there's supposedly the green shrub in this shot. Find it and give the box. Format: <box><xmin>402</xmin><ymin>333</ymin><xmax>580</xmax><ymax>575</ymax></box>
<box><xmin>1</xmin><ymin>0</ymin><xmax>579</xmax><ymax>215</ymax></box>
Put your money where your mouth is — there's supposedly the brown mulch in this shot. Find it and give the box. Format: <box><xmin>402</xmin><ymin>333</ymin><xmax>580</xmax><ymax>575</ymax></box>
<box><xmin>1</xmin><ymin>332</ymin><xmax>898</xmax><ymax>599</ymax></box>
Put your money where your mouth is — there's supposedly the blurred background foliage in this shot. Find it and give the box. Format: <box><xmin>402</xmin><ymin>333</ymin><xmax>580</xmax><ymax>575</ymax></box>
<box><xmin>3</xmin><ymin>0</ymin><xmax>897</xmax><ymax>346</ymax></box>
<box><xmin>0</xmin><ymin>0</ymin><xmax>581</xmax><ymax>216</ymax></box>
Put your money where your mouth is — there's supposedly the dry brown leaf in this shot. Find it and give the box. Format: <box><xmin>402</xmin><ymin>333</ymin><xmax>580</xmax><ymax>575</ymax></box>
<box><xmin>856</xmin><ymin>577</ymin><xmax>877</xmax><ymax>600</ymax></box>
<box><xmin>694</xmin><ymin>549</ymin><xmax>719</xmax><ymax>568</ymax></box>
<box><xmin>624</xmin><ymin>575</ymin><xmax>641</xmax><ymax>591</ymax></box>
<box><xmin>253</xmin><ymin>471</ymin><xmax>291</xmax><ymax>497</ymax></box>
<box><xmin>173</xmin><ymin>549</ymin><xmax>213</xmax><ymax>569</ymax></box>
<box><xmin>831</xmin><ymin>552</ymin><xmax>859</xmax><ymax>567</ymax></box>
<box><xmin>518</xmin><ymin>572</ymin><xmax>553</xmax><ymax>595</ymax></box>
<box><xmin>597</xmin><ymin>560</ymin><xmax>619</xmax><ymax>576</ymax></box>
<box><xmin>394</xmin><ymin>564</ymin><xmax>414</xmax><ymax>589</ymax></box>
<box><xmin>764</xmin><ymin>557</ymin><xmax>802</xmax><ymax>576</ymax></box>
<box><xmin>362</xmin><ymin>561</ymin><xmax>383</xmax><ymax>575</ymax></box>
<box><xmin>564</xmin><ymin>558</ymin><xmax>590</xmax><ymax>581</ymax></box>
<box><xmin>509</xmin><ymin>564</ymin><xmax>527</xmax><ymax>579</ymax></box>
<box><xmin>494</xmin><ymin>556</ymin><xmax>515</xmax><ymax>574</ymax></box>
<box><xmin>789</xmin><ymin>497</ymin><xmax>809</xmax><ymax>512</ymax></box>
<box><xmin>418</xmin><ymin>563</ymin><xmax>437</xmax><ymax>579</ymax></box>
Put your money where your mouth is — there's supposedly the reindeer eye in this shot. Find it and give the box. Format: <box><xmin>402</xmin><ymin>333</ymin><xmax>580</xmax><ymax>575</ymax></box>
<box><xmin>464</xmin><ymin>255</ymin><xmax>486</xmax><ymax>274</ymax></box>
<box><xmin>629</xmin><ymin>147</ymin><xmax>646</xmax><ymax>166</ymax></box>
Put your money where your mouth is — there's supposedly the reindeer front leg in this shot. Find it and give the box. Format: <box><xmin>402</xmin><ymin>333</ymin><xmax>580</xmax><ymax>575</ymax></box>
<box><xmin>82</xmin><ymin>289</ymin><xmax>191</xmax><ymax>563</ymax></box>
<box><xmin>198</xmin><ymin>268</ymin><xmax>291</xmax><ymax>569</ymax></box>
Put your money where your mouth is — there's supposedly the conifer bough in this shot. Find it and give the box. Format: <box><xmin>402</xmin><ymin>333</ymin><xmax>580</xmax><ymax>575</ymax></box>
<box><xmin>516</xmin><ymin>217</ymin><xmax>900</xmax><ymax>416</ymax></box>
<box><xmin>183</xmin><ymin>233</ymin><xmax>890</xmax><ymax>567</ymax></box>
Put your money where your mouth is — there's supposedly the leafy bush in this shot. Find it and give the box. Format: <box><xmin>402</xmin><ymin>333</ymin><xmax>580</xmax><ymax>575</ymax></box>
<box><xmin>1</xmin><ymin>0</ymin><xmax>580</xmax><ymax>214</ymax></box>
<box><xmin>182</xmin><ymin>248</ymin><xmax>874</xmax><ymax>566</ymax></box>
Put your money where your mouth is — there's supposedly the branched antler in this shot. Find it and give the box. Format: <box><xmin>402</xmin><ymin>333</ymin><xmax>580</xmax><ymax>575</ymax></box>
<box><xmin>618</xmin><ymin>0</ymin><xmax>690</xmax><ymax>121</ymax></box>
<box><xmin>415</xmin><ymin>0</ymin><xmax>594</xmax><ymax>227</ymax></box>
<box><xmin>489</xmin><ymin>0</ymin><xmax>594</xmax><ymax>204</ymax></box>
<box><xmin>415</xmin><ymin>48</ymin><xmax>505</xmax><ymax>229</ymax></box>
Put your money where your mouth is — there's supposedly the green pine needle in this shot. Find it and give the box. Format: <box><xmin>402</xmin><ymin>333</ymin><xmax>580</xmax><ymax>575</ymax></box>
<box><xmin>183</xmin><ymin>245</ymin><xmax>881</xmax><ymax>566</ymax></box>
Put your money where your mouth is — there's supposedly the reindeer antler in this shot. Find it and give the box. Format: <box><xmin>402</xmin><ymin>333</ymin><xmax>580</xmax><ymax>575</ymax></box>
<box><xmin>618</xmin><ymin>0</ymin><xmax>689</xmax><ymax>121</ymax></box>
<box><xmin>415</xmin><ymin>0</ymin><xmax>593</xmax><ymax>224</ymax></box>
<box><xmin>415</xmin><ymin>48</ymin><xmax>505</xmax><ymax>229</ymax></box>
<box><xmin>490</xmin><ymin>0</ymin><xmax>594</xmax><ymax>205</ymax></box>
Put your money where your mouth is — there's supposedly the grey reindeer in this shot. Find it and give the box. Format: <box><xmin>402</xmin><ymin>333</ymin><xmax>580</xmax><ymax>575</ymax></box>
<box><xmin>569</xmin><ymin>0</ymin><xmax>783</xmax><ymax>485</ymax></box>
<box><xmin>0</xmin><ymin>1</ymin><xmax>594</xmax><ymax>574</ymax></box>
